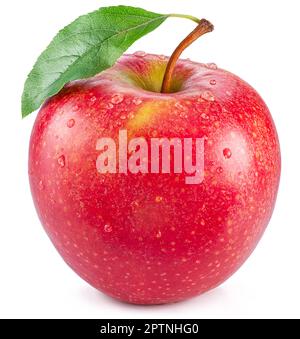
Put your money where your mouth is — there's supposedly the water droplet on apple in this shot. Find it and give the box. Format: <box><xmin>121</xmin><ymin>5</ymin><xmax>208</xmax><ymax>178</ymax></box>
<box><xmin>90</xmin><ymin>96</ymin><xmax>97</xmax><ymax>103</ymax></box>
<box><xmin>57</xmin><ymin>155</ymin><xmax>65</xmax><ymax>167</ymax></box>
<box><xmin>209</xmin><ymin>79</ymin><xmax>217</xmax><ymax>85</ymax></box>
<box><xmin>106</xmin><ymin>103</ymin><xmax>114</xmax><ymax>109</ymax></box>
<box><xmin>111</xmin><ymin>94</ymin><xmax>124</xmax><ymax>104</ymax></box>
<box><xmin>152</xmin><ymin>130</ymin><xmax>158</xmax><ymax>137</ymax></box>
<box><xmin>67</xmin><ymin>119</ymin><xmax>75</xmax><ymax>128</ymax></box>
<box><xmin>133</xmin><ymin>98</ymin><xmax>142</xmax><ymax>105</ymax></box>
<box><xmin>206</xmin><ymin>63</ymin><xmax>218</xmax><ymax>70</ymax></box>
<box><xmin>131</xmin><ymin>200</ymin><xmax>139</xmax><ymax>208</ymax></box>
<box><xmin>216</xmin><ymin>166</ymin><xmax>223</xmax><ymax>174</ymax></box>
<box><xmin>201</xmin><ymin>91</ymin><xmax>215</xmax><ymax>102</ymax></box>
<box><xmin>134</xmin><ymin>51</ymin><xmax>146</xmax><ymax>57</ymax></box>
<box><xmin>223</xmin><ymin>148</ymin><xmax>232</xmax><ymax>159</ymax></box>
<box><xmin>104</xmin><ymin>224</ymin><xmax>112</xmax><ymax>233</ymax></box>
<box><xmin>156</xmin><ymin>230</ymin><xmax>162</xmax><ymax>238</ymax></box>
<box><xmin>120</xmin><ymin>114</ymin><xmax>126</xmax><ymax>120</ymax></box>
<box><xmin>38</xmin><ymin>180</ymin><xmax>44</xmax><ymax>191</ymax></box>
<box><xmin>155</xmin><ymin>196</ymin><xmax>163</xmax><ymax>203</ymax></box>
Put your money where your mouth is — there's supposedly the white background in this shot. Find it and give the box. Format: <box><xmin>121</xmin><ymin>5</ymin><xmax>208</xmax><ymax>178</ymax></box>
<box><xmin>0</xmin><ymin>0</ymin><xmax>299</xmax><ymax>319</ymax></box>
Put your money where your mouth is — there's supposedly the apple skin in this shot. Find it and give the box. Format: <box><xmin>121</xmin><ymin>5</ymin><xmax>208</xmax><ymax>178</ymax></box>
<box><xmin>29</xmin><ymin>53</ymin><xmax>280</xmax><ymax>304</ymax></box>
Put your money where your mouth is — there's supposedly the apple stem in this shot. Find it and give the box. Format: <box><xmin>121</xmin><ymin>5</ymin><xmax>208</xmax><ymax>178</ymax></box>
<box><xmin>161</xmin><ymin>19</ymin><xmax>214</xmax><ymax>94</ymax></box>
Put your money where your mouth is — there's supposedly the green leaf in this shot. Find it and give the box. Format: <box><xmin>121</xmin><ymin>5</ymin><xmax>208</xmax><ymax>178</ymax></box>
<box><xmin>21</xmin><ymin>6</ymin><xmax>168</xmax><ymax>117</ymax></box>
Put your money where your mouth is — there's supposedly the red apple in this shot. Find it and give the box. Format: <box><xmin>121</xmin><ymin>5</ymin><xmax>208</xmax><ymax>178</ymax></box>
<box><xmin>29</xmin><ymin>53</ymin><xmax>280</xmax><ymax>304</ymax></box>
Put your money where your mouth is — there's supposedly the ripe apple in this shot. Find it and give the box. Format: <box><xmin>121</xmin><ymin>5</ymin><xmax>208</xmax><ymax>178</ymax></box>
<box><xmin>29</xmin><ymin>52</ymin><xmax>280</xmax><ymax>304</ymax></box>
